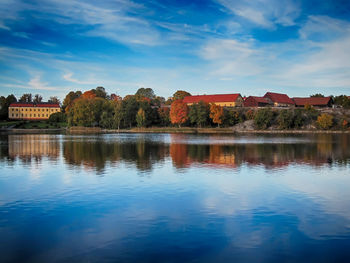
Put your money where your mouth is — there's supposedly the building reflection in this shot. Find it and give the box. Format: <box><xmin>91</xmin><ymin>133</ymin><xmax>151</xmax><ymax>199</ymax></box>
<box><xmin>0</xmin><ymin>133</ymin><xmax>349</xmax><ymax>172</ymax></box>
<box><xmin>169</xmin><ymin>134</ymin><xmax>350</xmax><ymax>169</ymax></box>
<box><xmin>7</xmin><ymin>134</ymin><xmax>60</xmax><ymax>163</ymax></box>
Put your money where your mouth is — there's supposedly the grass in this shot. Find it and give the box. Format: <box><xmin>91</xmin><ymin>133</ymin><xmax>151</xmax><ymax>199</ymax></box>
<box><xmin>0</xmin><ymin>120</ymin><xmax>67</xmax><ymax>129</ymax></box>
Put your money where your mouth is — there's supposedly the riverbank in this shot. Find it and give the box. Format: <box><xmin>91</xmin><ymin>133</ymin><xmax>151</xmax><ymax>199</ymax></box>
<box><xmin>2</xmin><ymin>126</ymin><xmax>350</xmax><ymax>134</ymax></box>
<box><xmin>102</xmin><ymin>127</ymin><xmax>350</xmax><ymax>134</ymax></box>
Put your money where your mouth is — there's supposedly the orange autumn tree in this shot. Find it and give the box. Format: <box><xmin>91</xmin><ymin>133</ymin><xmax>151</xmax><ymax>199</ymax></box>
<box><xmin>209</xmin><ymin>103</ymin><xmax>223</xmax><ymax>127</ymax></box>
<box><xmin>170</xmin><ymin>99</ymin><xmax>189</xmax><ymax>127</ymax></box>
<box><xmin>81</xmin><ymin>90</ymin><xmax>96</xmax><ymax>99</ymax></box>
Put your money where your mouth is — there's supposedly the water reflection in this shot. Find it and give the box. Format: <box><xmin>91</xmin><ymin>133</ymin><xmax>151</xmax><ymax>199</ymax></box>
<box><xmin>1</xmin><ymin>133</ymin><xmax>350</xmax><ymax>172</ymax></box>
<box><xmin>1</xmin><ymin>133</ymin><xmax>350</xmax><ymax>262</ymax></box>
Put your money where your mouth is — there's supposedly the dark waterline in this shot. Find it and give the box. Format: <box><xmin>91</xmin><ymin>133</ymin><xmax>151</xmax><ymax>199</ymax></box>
<box><xmin>1</xmin><ymin>133</ymin><xmax>350</xmax><ymax>262</ymax></box>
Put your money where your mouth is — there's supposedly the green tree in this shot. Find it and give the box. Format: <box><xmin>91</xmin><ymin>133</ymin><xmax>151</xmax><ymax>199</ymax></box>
<box><xmin>93</xmin><ymin>86</ymin><xmax>107</xmax><ymax>99</ymax></box>
<box><xmin>33</xmin><ymin>94</ymin><xmax>42</xmax><ymax>103</ymax></box>
<box><xmin>122</xmin><ymin>96</ymin><xmax>139</xmax><ymax>128</ymax></box>
<box><xmin>113</xmin><ymin>101</ymin><xmax>123</xmax><ymax>130</ymax></box>
<box><xmin>293</xmin><ymin>109</ymin><xmax>305</xmax><ymax>128</ymax></box>
<box><xmin>100</xmin><ymin>111</ymin><xmax>114</xmax><ymax>129</ymax></box>
<box><xmin>136</xmin><ymin>108</ymin><xmax>146</xmax><ymax>128</ymax></box>
<box><xmin>173</xmin><ymin>90</ymin><xmax>191</xmax><ymax>100</ymax></box>
<box><xmin>277</xmin><ymin>110</ymin><xmax>294</xmax><ymax>129</ymax></box>
<box><xmin>19</xmin><ymin>93</ymin><xmax>32</xmax><ymax>103</ymax></box>
<box><xmin>158</xmin><ymin>107</ymin><xmax>170</xmax><ymax>126</ymax></box>
<box><xmin>334</xmin><ymin>95</ymin><xmax>350</xmax><ymax>109</ymax></box>
<box><xmin>310</xmin><ymin>94</ymin><xmax>324</xmax><ymax>97</ymax></box>
<box><xmin>254</xmin><ymin>108</ymin><xmax>274</xmax><ymax>130</ymax></box>
<box><xmin>49</xmin><ymin>96</ymin><xmax>60</xmax><ymax>105</ymax></box>
<box><xmin>188</xmin><ymin>101</ymin><xmax>209</xmax><ymax>127</ymax></box>
<box><xmin>0</xmin><ymin>94</ymin><xmax>17</xmax><ymax>120</ymax></box>
<box><xmin>135</xmin><ymin>87</ymin><xmax>155</xmax><ymax>100</ymax></box>
<box><xmin>49</xmin><ymin>112</ymin><xmax>66</xmax><ymax>123</ymax></box>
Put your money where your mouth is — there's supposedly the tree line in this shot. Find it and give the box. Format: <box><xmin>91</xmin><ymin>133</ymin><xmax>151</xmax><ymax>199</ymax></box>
<box><xmin>1</xmin><ymin>88</ymin><xmax>350</xmax><ymax>130</ymax></box>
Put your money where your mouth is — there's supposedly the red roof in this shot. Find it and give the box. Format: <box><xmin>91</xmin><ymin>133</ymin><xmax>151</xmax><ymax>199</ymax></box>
<box><xmin>10</xmin><ymin>102</ymin><xmax>60</xmax><ymax>108</ymax></box>
<box><xmin>264</xmin><ymin>92</ymin><xmax>294</xmax><ymax>105</ymax></box>
<box><xmin>183</xmin><ymin>94</ymin><xmax>241</xmax><ymax>104</ymax></box>
<box><xmin>249</xmin><ymin>96</ymin><xmax>270</xmax><ymax>103</ymax></box>
<box><xmin>293</xmin><ymin>97</ymin><xmax>332</xmax><ymax>106</ymax></box>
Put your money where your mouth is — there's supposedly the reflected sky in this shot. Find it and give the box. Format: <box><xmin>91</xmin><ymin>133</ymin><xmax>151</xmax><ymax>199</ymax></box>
<box><xmin>0</xmin><ymin>133</ymin><xmax>350</xmax><ymax>262</ymax></box>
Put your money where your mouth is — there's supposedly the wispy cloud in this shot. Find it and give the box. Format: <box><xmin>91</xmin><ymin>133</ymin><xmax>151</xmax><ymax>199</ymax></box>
<box><xmin>216</xmin><ymin>0</ymin><xmax>301</xmax><ymax>29</ymax></box>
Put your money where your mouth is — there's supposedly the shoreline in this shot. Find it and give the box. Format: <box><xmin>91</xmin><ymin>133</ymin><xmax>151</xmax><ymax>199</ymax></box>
<box><xmin>2</xmin><ymin>127</ymin><xmax>350</xmax><ymax>134</ymax></box>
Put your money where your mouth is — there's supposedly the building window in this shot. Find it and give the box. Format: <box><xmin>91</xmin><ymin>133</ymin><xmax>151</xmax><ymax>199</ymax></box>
<box><xmin>46</xmin><ymin>114</ymin><xmax>48</xmax><ymax>117</ymax></box>
<box><xmin>47</xmin><ymin>109</ymin><xmax>48</xmax><ymax>111</ymax></box>
<box><xmin>34</xmin><ymin>114</ymin><xmax>36</xmax><ymax>117</ymax></box>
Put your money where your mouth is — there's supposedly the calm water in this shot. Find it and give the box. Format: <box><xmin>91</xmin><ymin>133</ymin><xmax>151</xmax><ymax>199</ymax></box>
<box><xmin>1</xmin><ymin>133</ymin><xmax>350</xmax><ymax>263</ymax></box>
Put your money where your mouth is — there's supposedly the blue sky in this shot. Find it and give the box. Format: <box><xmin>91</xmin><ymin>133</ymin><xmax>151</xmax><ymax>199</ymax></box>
<box><xmin>0</xmin><ymin>0</ymin><xmax>349</xmax><ymax>100</ymax></box>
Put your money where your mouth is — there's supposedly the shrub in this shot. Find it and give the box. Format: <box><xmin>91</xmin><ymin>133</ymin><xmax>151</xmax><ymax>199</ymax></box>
<box><xmin>245</xmin><ymin>109</ymin><xmax>255</xmax><ymax>120</ymax></box>
<box><xmin>49</xmin><ymin>112</ymin><xmax>66</xmax><ymax>123</ymax></box>
<box><xmin>293</xmin><ymin>109</ymin><xmax>305</xmax><ymax>128</ymax></box>
<box><xmin>277</xmin><ymin>110</ymin><xmax>294</xmax><ymax>129</ymax></box>
<box><xmin>254</xmin><ymin>108</ymin><xmax>274</xmax><ymax>129</ymax></box>
<box><xmin>316</xmin><ymin>113</ymin><xmax>333</xmax><ymax>130</ymax></box>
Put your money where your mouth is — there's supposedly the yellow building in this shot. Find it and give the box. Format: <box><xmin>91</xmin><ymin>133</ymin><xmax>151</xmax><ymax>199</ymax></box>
<box><xmin>183</xmin><ymin>93</ymin><xmax>243</xmax><ymax>107</ymax></box>
<box><xmin>9</xmin><ymin>102</ymin><xmax>61</xmax><ymax>120</ymax></box>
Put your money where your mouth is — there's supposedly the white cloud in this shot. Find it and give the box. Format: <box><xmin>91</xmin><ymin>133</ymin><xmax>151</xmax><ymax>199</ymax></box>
<box><xmin>216</xmin><ymin>0</ymin><xmax>301</xmax><ymax>28</ymax></box>
<box><xmin>199</xmin><ymin>39</ymin><xmax>265</xmax><ymax>77</ymax></box>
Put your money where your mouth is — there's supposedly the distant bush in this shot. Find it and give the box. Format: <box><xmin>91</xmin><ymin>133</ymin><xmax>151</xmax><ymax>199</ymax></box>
<box><xmin>316</xmin><ymin>113</ymin><xmax>333</xmax><ymax>130</ymax></box>
<box><xmin>293</xmin><ymin>109</ymin><xmax>305</xmax><ymax>129</ymax></box>
<box><xmin>254</xmin><ymin>108</ymin><xmax>274</xmax><ymax>129</ymax></box>
<box><xmin>245</xmin><ymin>109</ymin><xmax>255</xmax><ymax>120</ymax></box>
<box><xmin>277</xmin><ymin>109</ymin><xmax>294</xmax><ymax>129</ymax></box>
<box><xmin>49</xmin><ymin>112</ymin><xmax>66</xmax><ymax>123</ymax></box>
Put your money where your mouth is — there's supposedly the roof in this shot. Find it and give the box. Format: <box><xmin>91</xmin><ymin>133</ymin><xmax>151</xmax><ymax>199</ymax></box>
<box><xmin>183</xmin><ymin>94</ymin><xmax>241</xmax><ymax>104</ymax></box>
<box><xmin>247</xmin><ymin>96</ymin><xmax>271</xmax><ymax>103</ymax></box>
<box><xmin>9</xmin><ymin>102</ymin><xmax>60</xmax><ymax>108</ymax></box>
<box><xmin>293</xmin><ymin>97</ymin><xmax>332</xmax><ymax>106</ymax></box>
<box><xmin>264</xmin><ymin>92</ymin><xmax>294</xmax><ymax>105</ymax></box>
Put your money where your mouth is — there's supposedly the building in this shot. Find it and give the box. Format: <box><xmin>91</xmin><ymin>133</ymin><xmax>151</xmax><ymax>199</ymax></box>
<box><xmin>264</xmin><ymin>92</ymin><xmax>295</xmax><ymax>107</ymax></box>
<box><xmin>293</xmin><ymin>97</ymin><xmax>333</xmax><ymax>108</ymax></box>
<box><xmin>8</xmin><ymin>102</ymin><xmax>61</xmax><ymax>120</ymax></box>
<box><xmin>183</xmin><ymin>93</ymin><xmax>243</xmax><ymax>107</ymax></box>
<box><xmin>243</xmin><ymin>96</ymin><xmax>273</xmax><ymax>107</ymax></box>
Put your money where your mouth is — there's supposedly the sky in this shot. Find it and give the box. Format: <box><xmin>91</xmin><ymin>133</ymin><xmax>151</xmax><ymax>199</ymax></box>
<box><xmin>0</xmin><ymin>0</ymin><xmax>350</xmax><ymax>100</ymax></box>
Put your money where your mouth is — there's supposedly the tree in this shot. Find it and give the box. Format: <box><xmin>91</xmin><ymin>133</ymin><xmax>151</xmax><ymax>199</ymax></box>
<box><xmin>0</xmin><ymin>94</ymin><xmax>17</xmax><ymax>120</ymax></box>
<box><xmin>310</xmin><ymin>94</ymin><xmax>324</xmax><ymax>98</ymax></box>
<box><xmin>170</xmin><ymin>100</ymin><xmax>189</xmax><ymax>127</ymax></box>
<box><xmin>209</xmin><ymin>104</ymin><xmax>224</xmax><ymax>127</ymax></box>
<box><xmin>33</xmin><ymin>94</ymin><xmax>42</xmax><ymax>103</ymax></box>
<box><xmin>122</xmin><ymin>95</ymin><xmax>139</xmax><ymax>128</ymax></box>
<box><xmin>277</xmin><ymin>109</ymin><xmax>294</xmax><ymax>129</ymax></box>
<box><xmin>113</xmin><ymin>101</ymin><xmax>123</xmax><ymax>130</ymax></box>
<box><xmin>19</xmin><ymin>93</ymin><xmax>32</xmax><ymax>103</ymax></box>
<box><xmin>63</xmin><ymin>91</ymin><xmax>82</xmax><ymax>111</ymax></box>
<box><xmin>317</xmin><ymin>113</ymin><xmax>333</xmax><ymax>130</ymax></box>
<box><xmin>94</xmin><ymin>86</ymin><xmax>107</xmax><ymax>99</ymax></box>
<box><xmin>136</xmin><ymin>108</ymin><xmax>146</xmax><ymax>128</ymax></box>
<box><xmin>49</xmin><ymin>112</ymin><xmax>66</xmax><ymax>123</ymax></box>
<box><xmin>254</xmin><ymin>108</ymin><xmax>274</xmax><ymax>130</ymax></box>
<box><xmin>49</xmin><ymin>96</ymin><xmax>60</xmax><ymax>105</ymax></box>
<box><xmin>189</xmin><ymin>101</ymin><xmax>209</xmax><ymax>127</ymax></box>
<box><xmin>67</xmin><ymin>98</ymin><xmax>95</xmax><ymax>126</ymax></box>
<box><xmin>173</xmin><ymin>90</ymin><xmax>191</xmax><ymax>100</ymax></box>
<box><xmin>82</xmin><ymin>90</ymin><xmax>96</xmax><ymax>99</ymax></box>
<box><xmin>334</xmin><ymin>95</ymin><xmax>350</xmax><ymax>109</ymax></box>
<box><xmin>135</xmin><ymin>87</ymin><xmax>155</xmax><ymax>100</ymax></box>
<box><xmin>100</xmin><ymin>111</ymin><xmax>114</xmax><ymax>129</ymax></box>
<box><xmin>158</xmin><ymin>107</ymin><xmax>170</xmax><ymax>126</ymax></box>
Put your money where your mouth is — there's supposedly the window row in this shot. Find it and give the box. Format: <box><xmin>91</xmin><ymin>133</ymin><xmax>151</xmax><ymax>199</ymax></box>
<box><xmin>11</xmin><ymin>113</ymin><xmax>50</xmax><ymax>118</ymax></box>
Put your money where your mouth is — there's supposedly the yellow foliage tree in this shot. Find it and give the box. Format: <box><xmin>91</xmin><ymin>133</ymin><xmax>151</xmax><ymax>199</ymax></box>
<box><xmin>316</xmin><ymin>113</ymin><xmax>333</xmax><ymax>130</ymax></box>
<box><xmin>209</xmin><ymin>104</ymin><xmax>224</xmax><ymax>127</ymax></box>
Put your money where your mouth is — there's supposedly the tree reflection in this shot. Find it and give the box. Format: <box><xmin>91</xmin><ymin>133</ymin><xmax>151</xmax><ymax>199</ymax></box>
<box><xmin>1</xmin><ymin>133</ymin><xmax>349</xmax><ymax>172</ymax></box>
